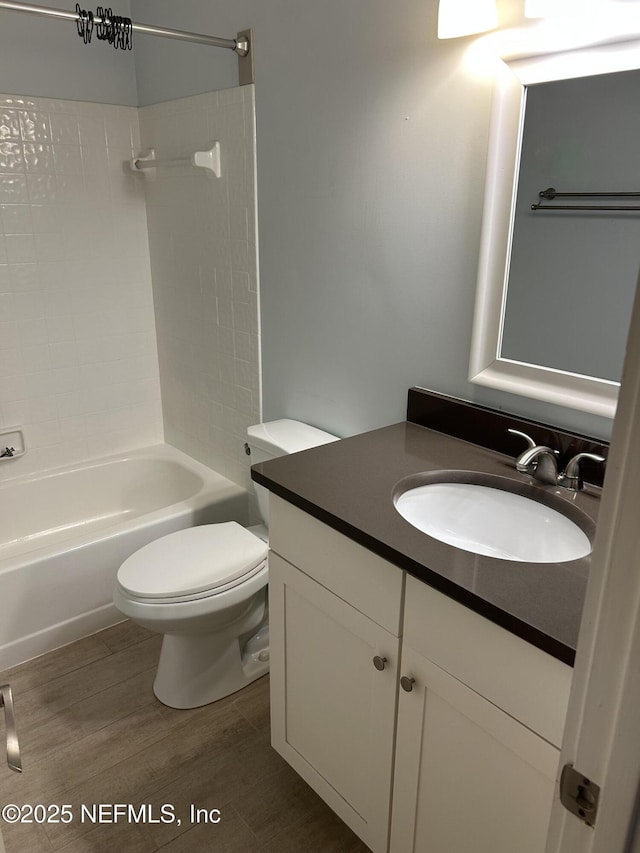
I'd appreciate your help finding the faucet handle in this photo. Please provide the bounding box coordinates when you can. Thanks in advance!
[562,452,606,491]
[508,429,560,485]
[507,428,536,450]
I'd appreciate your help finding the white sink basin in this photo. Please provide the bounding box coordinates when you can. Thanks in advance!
[394,480,591,563]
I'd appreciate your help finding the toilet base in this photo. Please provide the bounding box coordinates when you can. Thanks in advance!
[153,628,269,709]
[152,593,270,709]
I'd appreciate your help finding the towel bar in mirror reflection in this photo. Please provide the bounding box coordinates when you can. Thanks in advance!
[531,187,640,212]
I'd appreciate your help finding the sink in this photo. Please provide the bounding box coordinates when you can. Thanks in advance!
[393,475,592,563]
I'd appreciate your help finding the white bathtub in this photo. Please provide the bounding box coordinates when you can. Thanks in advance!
[0,445,249,670]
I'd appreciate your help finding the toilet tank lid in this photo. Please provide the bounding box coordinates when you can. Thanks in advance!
[247,419,339,456]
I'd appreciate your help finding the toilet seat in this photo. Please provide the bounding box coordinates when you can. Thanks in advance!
[117,522,268,603]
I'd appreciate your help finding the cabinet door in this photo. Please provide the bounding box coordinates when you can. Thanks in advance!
[391,646,560,853]
[270,552,400,853]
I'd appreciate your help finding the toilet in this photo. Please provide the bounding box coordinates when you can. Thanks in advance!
[113,420,338,709]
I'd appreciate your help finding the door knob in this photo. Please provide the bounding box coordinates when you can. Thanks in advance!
[0,684,21,772]
[400,676,415,692]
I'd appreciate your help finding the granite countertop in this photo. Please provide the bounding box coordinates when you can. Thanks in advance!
[251,421,602,666]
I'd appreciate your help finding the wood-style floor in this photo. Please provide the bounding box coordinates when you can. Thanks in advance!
[0,622,370,852]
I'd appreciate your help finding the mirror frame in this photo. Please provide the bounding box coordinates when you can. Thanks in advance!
[469,37,640,419]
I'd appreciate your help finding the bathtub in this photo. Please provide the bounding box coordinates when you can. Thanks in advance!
[0,445,249,670]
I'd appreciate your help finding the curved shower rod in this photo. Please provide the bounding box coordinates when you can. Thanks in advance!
[0,0,250,56]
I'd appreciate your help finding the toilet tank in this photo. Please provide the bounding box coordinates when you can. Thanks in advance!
[247,419,339,524]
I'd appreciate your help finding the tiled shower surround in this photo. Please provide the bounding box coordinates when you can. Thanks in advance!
[0,85,259,492]
[0,94,162,478]
[140,85,260,492]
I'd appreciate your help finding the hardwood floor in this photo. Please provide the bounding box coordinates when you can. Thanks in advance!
[0,623,370,852]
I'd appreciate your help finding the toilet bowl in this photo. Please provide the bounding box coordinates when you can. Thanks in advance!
[114,420,338,709]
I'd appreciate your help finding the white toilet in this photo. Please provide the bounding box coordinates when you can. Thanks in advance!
[113,420,338,709]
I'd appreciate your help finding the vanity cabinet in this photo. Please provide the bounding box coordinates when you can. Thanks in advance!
[269,553,399,851]
[268,495,573,853]
[269,498,404,853]
[389,575,571,853]
[390,643,559,853]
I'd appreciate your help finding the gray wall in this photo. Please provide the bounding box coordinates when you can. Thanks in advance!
[131,0,614,441]
[0,0,137,105]
[1,0,615,440]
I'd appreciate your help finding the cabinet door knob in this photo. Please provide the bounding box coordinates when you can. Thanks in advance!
[400,676,415,692]
[372,656,388,671]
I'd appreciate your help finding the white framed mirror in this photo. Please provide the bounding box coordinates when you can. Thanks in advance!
[469,37,640,419]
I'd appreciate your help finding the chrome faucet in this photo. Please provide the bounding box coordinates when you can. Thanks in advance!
[508,430,559,485]
[508,429,605,492]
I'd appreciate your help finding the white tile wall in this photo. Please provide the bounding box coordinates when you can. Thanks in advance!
[0,94,162,479]
[140,85,260,492]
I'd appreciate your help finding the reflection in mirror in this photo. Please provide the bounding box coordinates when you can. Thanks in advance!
[501,69,639,382]
[470,39,640,418]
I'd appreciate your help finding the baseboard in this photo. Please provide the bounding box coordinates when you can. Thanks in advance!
[0,603,123,672]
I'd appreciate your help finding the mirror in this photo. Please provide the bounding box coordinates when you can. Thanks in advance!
[470,38,640,418]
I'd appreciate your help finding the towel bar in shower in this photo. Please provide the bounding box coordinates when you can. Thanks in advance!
[130,144,221,179]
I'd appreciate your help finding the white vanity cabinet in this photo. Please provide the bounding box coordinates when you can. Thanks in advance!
[390,645,559,853]
[390,576,569,853]
[269,497,404,853]
[268,496,573,853]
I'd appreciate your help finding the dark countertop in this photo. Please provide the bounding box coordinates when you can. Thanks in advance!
[252,421,602,666]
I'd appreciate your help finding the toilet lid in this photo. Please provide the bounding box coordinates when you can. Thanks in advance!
[117,523,268,600]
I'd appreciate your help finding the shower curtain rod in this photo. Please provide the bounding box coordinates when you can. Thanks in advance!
[0,0,249,54]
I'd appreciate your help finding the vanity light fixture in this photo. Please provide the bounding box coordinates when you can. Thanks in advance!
[437,0,498,39]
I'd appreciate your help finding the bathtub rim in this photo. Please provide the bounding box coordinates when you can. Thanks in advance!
[0,443,249,572]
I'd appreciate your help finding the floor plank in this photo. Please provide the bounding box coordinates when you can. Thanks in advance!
[0,623,370,852]
[1,634,112,696]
